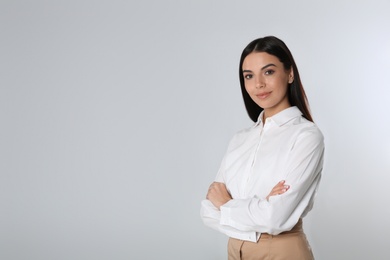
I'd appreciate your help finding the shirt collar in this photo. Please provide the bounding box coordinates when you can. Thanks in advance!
[254,106,303,127]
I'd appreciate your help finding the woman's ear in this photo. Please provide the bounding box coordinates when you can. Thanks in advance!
[288,68,294,84]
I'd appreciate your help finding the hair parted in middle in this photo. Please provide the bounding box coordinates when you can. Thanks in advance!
[239,36,313,122]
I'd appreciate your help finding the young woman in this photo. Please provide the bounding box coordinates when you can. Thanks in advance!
[201,36,324,260]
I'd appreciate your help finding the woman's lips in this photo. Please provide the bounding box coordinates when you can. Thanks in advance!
[256,92,271,99]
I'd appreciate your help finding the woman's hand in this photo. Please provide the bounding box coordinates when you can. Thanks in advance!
[206,182,232,210]
[266,180,290,201]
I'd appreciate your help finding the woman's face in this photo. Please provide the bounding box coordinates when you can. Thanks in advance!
[242,52,294,119]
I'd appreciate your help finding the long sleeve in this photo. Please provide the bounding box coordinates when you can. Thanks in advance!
[219,128,324,235]
[200,140,259,242]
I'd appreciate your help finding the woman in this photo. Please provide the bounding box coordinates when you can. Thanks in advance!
[200,36,324,260]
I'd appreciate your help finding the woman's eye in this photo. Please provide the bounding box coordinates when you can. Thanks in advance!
[265,70,274,75]
[244,74,253,79]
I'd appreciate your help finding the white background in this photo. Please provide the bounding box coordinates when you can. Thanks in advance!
[1,1,390,259]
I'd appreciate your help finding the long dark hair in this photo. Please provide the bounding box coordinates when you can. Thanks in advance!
[239,36,313,122]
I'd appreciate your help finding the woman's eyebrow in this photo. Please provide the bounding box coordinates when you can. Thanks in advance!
[261,63,276,70]
[242,63,277,73]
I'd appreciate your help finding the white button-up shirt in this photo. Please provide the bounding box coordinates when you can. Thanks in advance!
[201,106,324,242]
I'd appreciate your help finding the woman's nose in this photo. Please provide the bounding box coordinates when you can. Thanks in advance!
[255,77,263,88]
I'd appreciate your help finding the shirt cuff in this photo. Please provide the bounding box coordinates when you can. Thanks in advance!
[223,227,259,242]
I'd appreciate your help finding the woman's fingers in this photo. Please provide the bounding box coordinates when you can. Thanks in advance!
[273,182,290,194]
[271,181,287,193]
[206,182,232,209]
[266,180,290,200]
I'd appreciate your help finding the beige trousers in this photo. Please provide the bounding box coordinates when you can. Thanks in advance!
[227,219,314,260]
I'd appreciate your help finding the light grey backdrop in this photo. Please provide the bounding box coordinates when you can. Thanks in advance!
[1,1,390,259]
